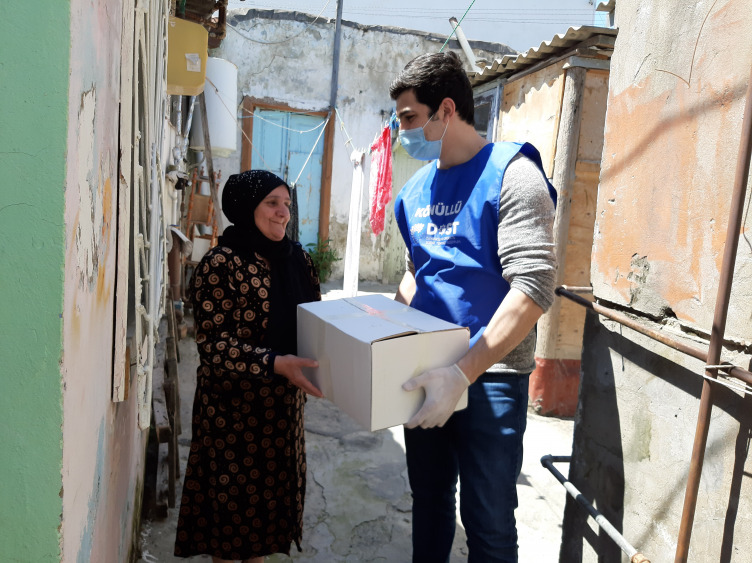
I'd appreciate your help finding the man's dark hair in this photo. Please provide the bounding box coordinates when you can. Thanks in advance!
[389,51,475,126]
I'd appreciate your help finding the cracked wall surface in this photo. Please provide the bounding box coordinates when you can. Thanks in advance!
[563,1,752,561]
[60,1,150,562]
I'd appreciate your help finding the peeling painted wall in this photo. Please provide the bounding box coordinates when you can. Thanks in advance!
[211,9,514,281]
[0,3,69,561]
[59,1,151,562]
[563,0,752,560]
[591,0,752,339]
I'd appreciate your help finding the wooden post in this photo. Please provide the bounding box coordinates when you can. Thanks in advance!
[535,66,586,360]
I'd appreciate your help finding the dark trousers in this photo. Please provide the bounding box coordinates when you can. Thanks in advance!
[405,373,530,563]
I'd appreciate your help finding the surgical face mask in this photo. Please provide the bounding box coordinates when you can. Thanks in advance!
[398,113,448,161]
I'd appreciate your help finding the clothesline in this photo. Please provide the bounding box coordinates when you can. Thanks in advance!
[198,77,397,239]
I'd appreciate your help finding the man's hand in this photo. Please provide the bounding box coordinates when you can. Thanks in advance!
[402,364,470,429]
[274,354,325,398]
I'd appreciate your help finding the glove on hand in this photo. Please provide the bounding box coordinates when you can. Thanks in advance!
[403,364,470,429]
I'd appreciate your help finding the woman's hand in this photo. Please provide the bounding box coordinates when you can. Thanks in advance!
[274,354,325,398]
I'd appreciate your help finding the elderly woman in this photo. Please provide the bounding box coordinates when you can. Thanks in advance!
[174,170,324,563]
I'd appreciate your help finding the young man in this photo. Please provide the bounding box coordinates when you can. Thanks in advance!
[390,51,558,563]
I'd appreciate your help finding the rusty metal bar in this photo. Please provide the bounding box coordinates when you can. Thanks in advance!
[560,285,594,293]
[555,288,752,387]
[674,62,752,562]
[541,456,650,563]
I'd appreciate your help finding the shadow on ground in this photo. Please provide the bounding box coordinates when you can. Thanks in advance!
[137,280,573,562]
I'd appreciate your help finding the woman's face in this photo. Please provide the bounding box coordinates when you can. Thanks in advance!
[254,185,291,241]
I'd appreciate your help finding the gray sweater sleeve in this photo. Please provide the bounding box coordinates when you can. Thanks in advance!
[489,152,557,374]
[497,153,557,312]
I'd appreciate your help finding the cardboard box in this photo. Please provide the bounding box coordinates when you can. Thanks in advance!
[297,294,470,431]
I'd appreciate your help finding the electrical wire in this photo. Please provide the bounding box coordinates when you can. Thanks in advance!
[200,77,270,169]
[239,107,328,134]
[290,114,330,187]
[334,107,355,153]
[226,0,332,45]
[202,77,333,182]
[230,1,597,23]
[440,0,477,52]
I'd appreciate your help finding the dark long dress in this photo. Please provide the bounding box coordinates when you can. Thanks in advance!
[174,244,320,560]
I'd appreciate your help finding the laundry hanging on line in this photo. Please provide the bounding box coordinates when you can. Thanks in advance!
[368,124,393,236]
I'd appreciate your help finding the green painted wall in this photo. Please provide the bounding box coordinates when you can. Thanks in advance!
[0,4,70,561]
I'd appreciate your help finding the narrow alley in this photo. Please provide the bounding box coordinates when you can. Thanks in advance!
[137,281,575,562]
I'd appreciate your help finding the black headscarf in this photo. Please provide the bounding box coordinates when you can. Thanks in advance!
[218,170,318,355]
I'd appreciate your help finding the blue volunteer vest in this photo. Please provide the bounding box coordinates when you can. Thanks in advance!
[395,142,556,347]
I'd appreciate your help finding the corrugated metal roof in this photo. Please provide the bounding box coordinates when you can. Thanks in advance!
[470,25,618,87]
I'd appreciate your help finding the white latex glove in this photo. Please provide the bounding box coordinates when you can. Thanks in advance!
[402,364,470,429]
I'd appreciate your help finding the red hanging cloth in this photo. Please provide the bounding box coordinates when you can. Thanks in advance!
[368,124,393,236]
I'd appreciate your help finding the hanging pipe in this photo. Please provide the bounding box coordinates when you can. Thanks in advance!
[556,288,752,387]
[674,62,752,563]
[182,96,196,163]
[541,456,650,563]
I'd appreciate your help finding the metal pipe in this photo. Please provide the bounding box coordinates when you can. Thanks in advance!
[448,17,480,73]
[541,455,650,563]
[183,96,196,159]
[560,285,593,293]
[556,288,752,387]
[674,62,752,563]
[329,0,343,111]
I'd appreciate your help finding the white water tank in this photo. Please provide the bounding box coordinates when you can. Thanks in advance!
[190,57,238,157]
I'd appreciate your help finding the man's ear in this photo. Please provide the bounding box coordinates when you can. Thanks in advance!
[439,97,456,122]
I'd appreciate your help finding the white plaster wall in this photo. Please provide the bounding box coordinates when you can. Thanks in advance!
[211,10,514,281]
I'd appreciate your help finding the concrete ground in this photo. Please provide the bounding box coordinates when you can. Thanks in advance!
[137,281,574,563]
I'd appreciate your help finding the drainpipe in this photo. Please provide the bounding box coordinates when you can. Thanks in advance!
[318,0,343,244]
[182,96,196,164]
[449,17,480,73]
[674,63,752,563]
[329,0,343,112]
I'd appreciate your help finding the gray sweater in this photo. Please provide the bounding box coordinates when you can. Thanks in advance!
[406,152,557,374]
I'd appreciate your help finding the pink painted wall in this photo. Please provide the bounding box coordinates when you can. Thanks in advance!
[61,2,148,561]
[564,1,752,560]
[591,1,752,340]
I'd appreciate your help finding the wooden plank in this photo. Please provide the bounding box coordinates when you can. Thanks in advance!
[165,294,182,490]
[166,338,181,432]
[155,441,170,518]
[199,93,221,217]
[164,373,177,508]
[319,113,335,242]
[497,60,567,178]
[152,321,171,444]
[241,97,254,172]
[112,0,136,402]
[534,66,586,361]
[556,160,600,356]
[152,373,171,444]
[577,69,610,162]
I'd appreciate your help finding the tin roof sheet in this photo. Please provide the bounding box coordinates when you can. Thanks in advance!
[470,25,618,86]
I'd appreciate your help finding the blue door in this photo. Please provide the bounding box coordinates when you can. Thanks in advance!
[251,109,324,248]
